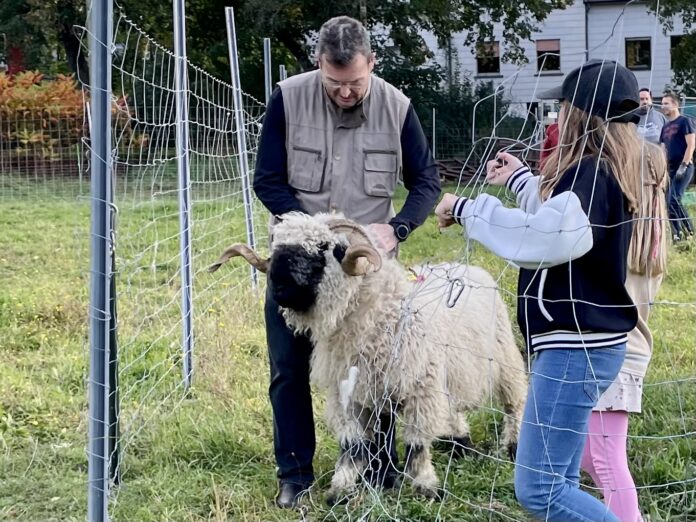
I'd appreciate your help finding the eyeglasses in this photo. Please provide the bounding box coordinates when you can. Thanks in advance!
[321,77,368,91]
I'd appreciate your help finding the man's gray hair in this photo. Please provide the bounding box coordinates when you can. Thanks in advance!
[316,16,372,66]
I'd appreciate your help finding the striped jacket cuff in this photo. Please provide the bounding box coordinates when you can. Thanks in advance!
[451,196,469,225]
[506,167,533,193]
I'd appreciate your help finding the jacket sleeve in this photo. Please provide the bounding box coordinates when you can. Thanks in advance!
[450,166,594,269]
[252,88,306,216]
[389,104,441,232]
[506,167,542,214]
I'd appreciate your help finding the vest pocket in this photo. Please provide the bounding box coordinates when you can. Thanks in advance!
[289,145,324,192]
[363,149,397,198]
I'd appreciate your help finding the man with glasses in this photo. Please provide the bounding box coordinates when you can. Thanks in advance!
[253,15,441,508]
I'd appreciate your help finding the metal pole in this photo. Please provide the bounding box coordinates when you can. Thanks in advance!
[263,37,272,104]
[173,0,194,389]
[432,107,436,160]
[225,7,258,288]
[279,64,287,81]
[107,206,120,486]
[87,0,113,519]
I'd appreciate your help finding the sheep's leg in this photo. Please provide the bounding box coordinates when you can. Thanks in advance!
[401,395,445,498]
[326,438,371,505]
[366,406,400,489]
[325,396,371,505]
[495,340,527,461]
[440,411,476,458]
[493,355,527,459]
[404,443,440,499]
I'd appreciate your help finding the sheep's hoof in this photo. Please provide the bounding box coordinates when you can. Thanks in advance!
[507,442,518,462]
[326,488,352,507]
[433,436,475,459]
[367,467,401,490]
[414,484,444,501]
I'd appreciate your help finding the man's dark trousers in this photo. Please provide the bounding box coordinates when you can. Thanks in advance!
[265,285,398,486]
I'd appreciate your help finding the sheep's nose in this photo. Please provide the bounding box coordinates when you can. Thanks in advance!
[267,245,327,311]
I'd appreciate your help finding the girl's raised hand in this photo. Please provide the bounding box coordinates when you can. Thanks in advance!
[486,151,524,186]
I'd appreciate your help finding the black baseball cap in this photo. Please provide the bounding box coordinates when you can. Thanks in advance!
[538,60,640,124]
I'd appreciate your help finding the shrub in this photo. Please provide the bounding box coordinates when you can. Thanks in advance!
[0,71,85,168]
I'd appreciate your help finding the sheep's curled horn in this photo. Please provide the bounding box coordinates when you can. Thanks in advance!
[207,244,269,273]
[327,219,382,276]
[207,218,382,276]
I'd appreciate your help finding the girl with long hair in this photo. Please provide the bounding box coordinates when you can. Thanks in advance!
[435,60,643,522]
[580,141,668,522]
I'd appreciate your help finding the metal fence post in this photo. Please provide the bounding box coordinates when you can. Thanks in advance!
[173,0,194,389]
[87,0,113,520]
[279,64,287,81]
[263,38,272,104]
[432,107,436,160]
[225,7,258,288]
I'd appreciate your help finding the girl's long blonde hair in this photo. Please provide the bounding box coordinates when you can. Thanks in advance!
[539,101,667,276]
[539,101,642,213]
[628,142,668,276]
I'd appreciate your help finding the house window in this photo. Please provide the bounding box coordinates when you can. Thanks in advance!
[670,35,684,66]
[537,39,561,72]
[625,38,651,70]
[476,41,500,74]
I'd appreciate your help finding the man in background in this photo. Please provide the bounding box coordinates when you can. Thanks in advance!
[636,88,666,144]
[660,93,694,241]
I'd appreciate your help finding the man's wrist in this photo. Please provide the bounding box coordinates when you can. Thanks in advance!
[389,221,411,242]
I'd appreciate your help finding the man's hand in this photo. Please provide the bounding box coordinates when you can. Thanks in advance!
[486,151,524,186]
[435,193,460,229]
[676,162,688,179]
[367,223,398,254]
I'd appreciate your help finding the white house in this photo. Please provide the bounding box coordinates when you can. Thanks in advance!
[423,0,686,116]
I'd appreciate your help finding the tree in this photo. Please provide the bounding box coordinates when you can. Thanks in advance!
[240,0,572,94]
[2,0,573,101]
[25,0,89,83]
[0,0,48,73]
[648,0,696,95]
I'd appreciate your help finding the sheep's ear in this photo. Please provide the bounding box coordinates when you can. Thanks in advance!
[341,245,382,276]
[208,244,269,274]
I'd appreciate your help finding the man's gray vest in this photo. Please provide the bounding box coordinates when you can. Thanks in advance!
[278,70,410,225]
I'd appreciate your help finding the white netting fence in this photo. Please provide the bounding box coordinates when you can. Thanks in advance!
[87,8,268,503]
[0,0,694,520]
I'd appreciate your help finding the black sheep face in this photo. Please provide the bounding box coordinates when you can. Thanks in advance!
[268,242,347,312]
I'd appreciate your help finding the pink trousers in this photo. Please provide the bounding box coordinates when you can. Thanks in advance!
[581,411,643,522]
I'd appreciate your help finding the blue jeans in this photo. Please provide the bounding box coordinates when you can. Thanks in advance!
[515,344,627,522]
[668,164,694,237]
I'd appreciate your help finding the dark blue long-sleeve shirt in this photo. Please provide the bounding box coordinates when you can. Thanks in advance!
[253,88,441,232]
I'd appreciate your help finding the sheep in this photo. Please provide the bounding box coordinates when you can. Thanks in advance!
[209,212,527,502]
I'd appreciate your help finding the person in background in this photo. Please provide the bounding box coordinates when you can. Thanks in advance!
[253,15,441,508]
[581,141,669,522]
[540,121,559,169]
[636,88,666,144]
[435,60,641,522]
[659,93,694,241]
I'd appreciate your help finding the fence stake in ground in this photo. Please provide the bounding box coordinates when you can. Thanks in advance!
[432,107,437,160]
[174,0,195,389]
[263,37,272,104]
[87,0,114,520]
[225,6,258,288]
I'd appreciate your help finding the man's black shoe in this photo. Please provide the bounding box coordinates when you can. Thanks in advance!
[275,481,310,509]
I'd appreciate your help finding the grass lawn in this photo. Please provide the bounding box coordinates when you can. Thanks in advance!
[0,181,694,521]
